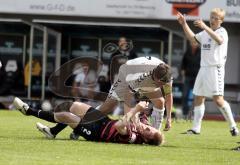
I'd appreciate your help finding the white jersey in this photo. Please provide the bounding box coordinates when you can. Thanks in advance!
[108,56,170,101]
[195,27,228,67]
[122,56,164,90]
[125,56,164,85]
[126,56,163,66]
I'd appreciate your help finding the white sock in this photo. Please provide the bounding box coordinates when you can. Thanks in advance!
[218,101,237,129]
[151,107,165,130]
[191,104,205,133]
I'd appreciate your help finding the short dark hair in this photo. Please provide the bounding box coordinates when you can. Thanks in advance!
[152,63,171,83]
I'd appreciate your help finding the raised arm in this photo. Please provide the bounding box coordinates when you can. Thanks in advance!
[177,12,198,46]
[193,19,223,45]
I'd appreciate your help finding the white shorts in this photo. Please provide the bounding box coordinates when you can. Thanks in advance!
[193,65,225,98]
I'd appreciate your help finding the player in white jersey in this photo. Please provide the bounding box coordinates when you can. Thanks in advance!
[104,56,173,131]
[177,8,239,136]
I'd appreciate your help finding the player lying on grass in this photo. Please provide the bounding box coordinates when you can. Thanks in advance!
[13,56,173,139]
[14,97,164,145]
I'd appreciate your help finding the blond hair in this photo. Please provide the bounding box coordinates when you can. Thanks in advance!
[211,8,225,21]
[148,131,165,146]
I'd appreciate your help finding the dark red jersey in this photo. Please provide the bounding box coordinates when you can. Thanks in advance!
[100,120,144,144]
[76,108,145,144]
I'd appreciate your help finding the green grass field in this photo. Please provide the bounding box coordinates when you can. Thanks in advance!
[0,110,239,165]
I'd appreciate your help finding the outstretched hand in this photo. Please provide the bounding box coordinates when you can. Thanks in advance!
[176,12,186,25]
[193,19,207,30]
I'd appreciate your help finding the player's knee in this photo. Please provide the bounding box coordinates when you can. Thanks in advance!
[70,102,82,113]
[213,96,224,107]
[194,96,205,106]
[54,112,68,122]
[152,97,165,109]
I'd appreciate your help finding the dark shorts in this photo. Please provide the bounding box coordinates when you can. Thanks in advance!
[77,107,111,141]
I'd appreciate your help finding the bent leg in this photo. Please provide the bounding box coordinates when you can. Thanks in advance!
[98,97,118,115]
[69,101,91,118]
[54,112,80,129]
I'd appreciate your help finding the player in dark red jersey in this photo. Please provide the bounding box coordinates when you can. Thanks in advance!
[14,97,164,145]
[54,101,163,145]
